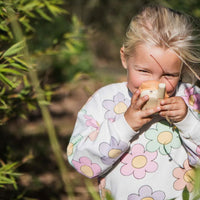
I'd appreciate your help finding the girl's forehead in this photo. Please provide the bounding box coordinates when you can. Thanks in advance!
[128,44,182,72]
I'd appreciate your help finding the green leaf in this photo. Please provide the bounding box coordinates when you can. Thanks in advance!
[21,1,41,11]
[0,162,19,172]
[0,68,23,76]
[182,187,189,200]
[0,64,8,69]
[9,63,28,71]
[35,8,52,21]
[45,2,67,16]
[3,40,25,57]
[27,102,37,111]
[12,56,29,68]
[0,73,15,88]
[19,16,35,32]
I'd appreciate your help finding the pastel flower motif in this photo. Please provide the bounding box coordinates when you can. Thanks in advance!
[173,159,195,192]
[102,92,130,122]
[185,145,200,166]
[182,87,200,111]
[196,145,200,156]
[128,185,166,200]
[67,134,83,164]
[99,136,128,165]
[145,120,181,155]
[84,114,100,141]
[72,157,101,178]
[120,144,158,179]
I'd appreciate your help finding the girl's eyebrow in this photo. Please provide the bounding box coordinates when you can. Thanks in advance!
[150,54,175,90]
[133,64,151,69]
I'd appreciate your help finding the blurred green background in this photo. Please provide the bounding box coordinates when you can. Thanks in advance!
[0,0,200,200]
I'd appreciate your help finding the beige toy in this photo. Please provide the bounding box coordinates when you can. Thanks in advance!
[140,80,168,110]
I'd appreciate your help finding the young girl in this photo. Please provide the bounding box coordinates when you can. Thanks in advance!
[67,5,200,200]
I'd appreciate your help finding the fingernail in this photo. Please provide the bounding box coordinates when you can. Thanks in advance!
[157,106,161,111]
[160,100,164,105]
[136,89,140,94]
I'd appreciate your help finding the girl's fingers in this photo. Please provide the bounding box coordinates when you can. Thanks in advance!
[131,90,150,110]
[136,95,149,109]
[131,89,141,105]
[141,106,161,117]
[159,97,187,122]
[160,97,177,105]
[160,110,177,118]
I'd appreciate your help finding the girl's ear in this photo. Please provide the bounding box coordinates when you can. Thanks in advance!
[120,47,127,69]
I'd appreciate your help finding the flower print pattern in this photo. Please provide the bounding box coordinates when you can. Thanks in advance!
[67,134,83,164]
[84,114,100,141]
[197,145,200,156]
[184,145,200,166]
[173,159,195,192]
[128,185,166,200]
[182,87,200,111]
[102,92,130,122]
[120,144,158,179]
[99,136,128,165]
[145,120,181,155]
[72,157,101,178]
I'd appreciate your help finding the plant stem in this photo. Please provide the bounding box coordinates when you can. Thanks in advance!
[6,1,74,199]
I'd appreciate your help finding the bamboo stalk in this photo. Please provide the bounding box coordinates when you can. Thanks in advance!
[6,2,74,199]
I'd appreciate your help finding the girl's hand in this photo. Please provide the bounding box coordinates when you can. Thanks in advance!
[124,90,161,132]
[159,97,188,123]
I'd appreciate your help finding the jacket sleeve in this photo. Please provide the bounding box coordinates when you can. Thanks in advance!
[67,90,137,178]
[174,84,200,166]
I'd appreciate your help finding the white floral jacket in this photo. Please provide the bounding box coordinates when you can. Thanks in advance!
[67,82,200,200]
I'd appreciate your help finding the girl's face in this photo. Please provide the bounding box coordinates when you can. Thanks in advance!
[121,44,182,97]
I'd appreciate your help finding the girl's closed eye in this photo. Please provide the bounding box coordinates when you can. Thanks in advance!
[139,69,149,73]
[136,67,151,74]
[163,73,180,78]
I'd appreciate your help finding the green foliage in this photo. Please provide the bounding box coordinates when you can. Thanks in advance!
[0,0,67,43]
[0,0,92,123]
[51,15,93,82]
[0,0,93,194]
[0,161,20,189]
[160,0,200,18]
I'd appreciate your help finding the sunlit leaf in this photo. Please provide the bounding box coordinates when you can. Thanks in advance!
[19,16,35,32]
[21,1,41,10]
[45,2,67,16]
[12,56,29,68]
[0,64,8,69]
[3,40,25,57]
[35,8,52,21]
[0,68,23,76]
[0,73,15,88]
[9,62,28,71]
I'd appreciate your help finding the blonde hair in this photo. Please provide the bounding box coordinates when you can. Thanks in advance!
[123,5,200,82]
